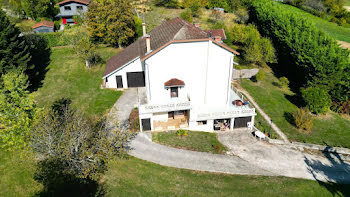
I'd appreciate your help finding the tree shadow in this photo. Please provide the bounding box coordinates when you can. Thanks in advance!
[24,34,51,92]
[284,94,305,108]
[304,146,350,196]
[283,111,295,126]
[34,158,107,197]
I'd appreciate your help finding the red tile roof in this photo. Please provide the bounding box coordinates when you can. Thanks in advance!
[103,17,238,77]
[164,78,185,87]
[57,0,90,5]
[204,29,227,40]
[32,21,54,29]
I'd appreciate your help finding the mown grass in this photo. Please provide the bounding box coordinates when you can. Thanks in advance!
[277,3,350,42]
[3,149,350,197]
[345,0,350,6]
[241,70,350,148]
[105,156,350,197]
[33,46,122,116]
[152,131,227,154]
[0,150,41,197]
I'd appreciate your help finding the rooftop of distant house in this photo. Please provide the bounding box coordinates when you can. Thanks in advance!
[32,21,54,29]
[56,0,90,6]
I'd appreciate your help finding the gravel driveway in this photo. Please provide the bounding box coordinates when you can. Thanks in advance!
[218,130,350,183]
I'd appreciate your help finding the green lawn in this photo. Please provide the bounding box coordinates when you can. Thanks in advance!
[33,46,122,116]
[104,157,350,197]
[278,3,350,43]
[0,150,41,196]
[152,131,227,154]
[241,70,350,148]
[345,0,350,6]
[2,149,350,196]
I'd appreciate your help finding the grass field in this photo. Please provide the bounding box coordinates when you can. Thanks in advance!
[345,0,350,6]
[104,157,350,197]
[2,150,350,197]
[152,131,227,154]
[33,46,122,116]
[240,70,350,148]
[278,3,350,43]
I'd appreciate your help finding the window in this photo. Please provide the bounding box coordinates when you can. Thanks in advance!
[76,6,83,10]
[170,87,178,98]
[64,6,71,10]
[197,120,207,125]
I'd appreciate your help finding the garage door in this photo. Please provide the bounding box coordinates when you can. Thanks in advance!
[127,72,145,87]
[234,117,252,128]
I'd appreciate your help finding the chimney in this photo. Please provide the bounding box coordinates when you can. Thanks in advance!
[146,34,151,53]
[214,36,222,43]
[142,23,146,37]
[194,23,200,28]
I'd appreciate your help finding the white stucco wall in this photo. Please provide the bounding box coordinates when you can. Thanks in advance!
[144,40,234,107]
[59,2,88,17]
[104,58,143,89]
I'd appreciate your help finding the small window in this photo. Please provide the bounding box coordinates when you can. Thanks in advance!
[197,120,207,125]
[76,6,83,10]
[170,87,178,98]
[64,6,71,10]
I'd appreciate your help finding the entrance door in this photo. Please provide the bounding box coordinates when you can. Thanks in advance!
[126,72,145,87]
[234,117,252,128]
[116,75,123,88]
[141,118,151,131]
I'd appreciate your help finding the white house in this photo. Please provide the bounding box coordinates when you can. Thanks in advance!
[103,17,256,132]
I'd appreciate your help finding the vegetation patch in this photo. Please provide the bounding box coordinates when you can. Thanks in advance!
[152,130,227,154]
[33,46,122,117]
[104,157,350,197]
[129,108,140,132]
[241,71,350,148]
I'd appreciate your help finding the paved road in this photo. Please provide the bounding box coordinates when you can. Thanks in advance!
[108,88,139,130]
[130,132,275,176]
[218,130,350,183]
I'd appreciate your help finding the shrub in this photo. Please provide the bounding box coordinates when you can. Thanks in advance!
[293,108,314,131]
[277,77,289,88]
[155,0,179,8]
[176,129,188,137]
[180,9,193,22]
[129,108,140,132]
[254,70,265,82]
[235,7,249,24]
[301,86,332,114]
[331,101,350,115]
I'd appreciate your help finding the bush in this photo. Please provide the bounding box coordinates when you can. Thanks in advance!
[277,77,289,88]
[293,108,314,131]
[180,9,193,22]
[301,86,332,115]
[40,32,76,47]
[331,100,350,115]
[176,129,188,137]
[129,108,140,132]
[155,0,179,8]
[254,70,265,82]
[235,7,249,24]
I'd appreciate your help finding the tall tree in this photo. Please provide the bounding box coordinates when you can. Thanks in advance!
[0,71,36,151]
[0,10,31,76]
[87,0,136,47]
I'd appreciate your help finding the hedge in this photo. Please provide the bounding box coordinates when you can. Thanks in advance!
[40,32,75,48]
[250,0,350,104]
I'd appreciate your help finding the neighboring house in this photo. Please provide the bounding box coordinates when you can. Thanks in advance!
[56,0,89,24]
[103,17,256,132]
[33,21,54,33]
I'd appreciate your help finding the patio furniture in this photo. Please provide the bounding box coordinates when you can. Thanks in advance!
[254,131,266,140]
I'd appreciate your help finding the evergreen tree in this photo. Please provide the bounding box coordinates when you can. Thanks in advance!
[87,0,136,47]
[0,10,31,76]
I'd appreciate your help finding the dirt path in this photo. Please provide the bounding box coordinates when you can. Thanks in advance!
[338,40,350,50]
[235,85,289,143]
